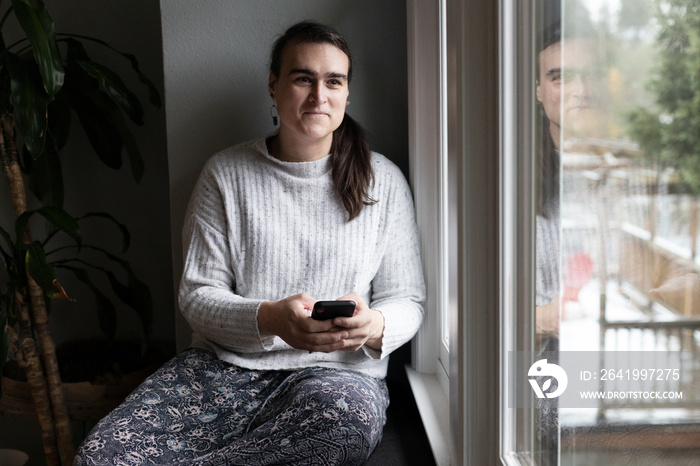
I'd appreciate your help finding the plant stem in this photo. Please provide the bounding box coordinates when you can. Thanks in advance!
[1,115,75,464]
[27,274,76,463]
[22,337,62,466]
[8,316,61,466]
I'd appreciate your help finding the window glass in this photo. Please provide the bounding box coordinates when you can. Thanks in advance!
[528,0,700,463]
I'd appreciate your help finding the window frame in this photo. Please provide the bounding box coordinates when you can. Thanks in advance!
[407,0,502,464]
[406,1,451,462]
[500,0,538,462]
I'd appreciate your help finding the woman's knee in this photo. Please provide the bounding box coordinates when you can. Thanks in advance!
[275,369,388,454]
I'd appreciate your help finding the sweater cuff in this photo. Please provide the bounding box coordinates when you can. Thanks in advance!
[361,345,383,360]
[363,302,422,360]
[255,302,276,350]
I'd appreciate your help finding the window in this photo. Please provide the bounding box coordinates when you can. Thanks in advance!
[407,0,501,463]
[409,0,700,464]
[405,1,452,463]
[502,0,700,463]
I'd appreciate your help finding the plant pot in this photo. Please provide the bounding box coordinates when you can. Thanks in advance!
[0,339,171,421]
[0,364,154,421]
[0,449,29,466]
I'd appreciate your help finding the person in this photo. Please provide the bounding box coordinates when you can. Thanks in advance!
[74,20,425,465]
[535,1,597,337]
[535,18,565,345]
[533,17,566,466]
[533,8,595,464]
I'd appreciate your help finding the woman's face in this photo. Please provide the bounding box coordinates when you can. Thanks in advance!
[269,41,350,149]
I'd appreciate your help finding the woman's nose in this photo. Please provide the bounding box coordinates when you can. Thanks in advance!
[309,83,326,104]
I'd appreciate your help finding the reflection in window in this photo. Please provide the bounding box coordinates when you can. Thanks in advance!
[534,0,700,463]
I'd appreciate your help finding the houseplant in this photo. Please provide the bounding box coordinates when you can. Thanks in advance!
[0,0,161,464]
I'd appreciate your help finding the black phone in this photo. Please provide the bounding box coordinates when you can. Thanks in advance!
[311,300,356,320]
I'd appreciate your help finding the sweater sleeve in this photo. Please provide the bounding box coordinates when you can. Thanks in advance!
[178,159,273,353]
[366,166,426,360]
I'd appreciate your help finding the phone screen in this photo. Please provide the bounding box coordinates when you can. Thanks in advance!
[311,300,356,320]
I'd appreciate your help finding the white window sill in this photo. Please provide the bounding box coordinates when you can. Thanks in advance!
[405,366,451,466]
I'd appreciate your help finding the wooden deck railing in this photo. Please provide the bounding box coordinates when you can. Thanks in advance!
[597,318,700,419]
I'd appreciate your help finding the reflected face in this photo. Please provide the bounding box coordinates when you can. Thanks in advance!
[536,39,596,148]
[268,42,350,149]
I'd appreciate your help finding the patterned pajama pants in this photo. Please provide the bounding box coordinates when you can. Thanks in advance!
[74,348,389,466]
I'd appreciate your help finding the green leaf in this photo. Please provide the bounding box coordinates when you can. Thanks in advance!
[57,33,161,109]
[22,140,64,207]
[68,73,146,181]
[14,213,30,257]
[24,241,54,289]
[0,246,19,292]
[70,267,116,341]
[36,206,80,245]
[16,206,80,249]
[77,60,144,125]
[46,92,72,151]
[0,224,15,254]
[24,241,72,300]
[60,38,145,182]
[61,249,152,345]
[11,0,65,98]
[67,85,124,169]
[5,52,48,156]
[61,52,123,170]
[75,60,147,181]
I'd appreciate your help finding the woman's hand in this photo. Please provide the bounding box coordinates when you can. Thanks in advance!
[331,292,385,351]
[258,293,349,352]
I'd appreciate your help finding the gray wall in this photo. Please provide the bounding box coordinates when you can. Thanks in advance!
[1,1,408,459]
[161,0,409,350]
[41,0,174,346]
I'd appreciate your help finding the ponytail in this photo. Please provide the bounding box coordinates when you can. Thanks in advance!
[331,114,376,221]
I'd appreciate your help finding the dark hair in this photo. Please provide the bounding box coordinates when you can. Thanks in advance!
[536,110,560,216]
[542,20,561,51]
[535,0,595,215]
[270,20,375,221]
[536,5,561,216]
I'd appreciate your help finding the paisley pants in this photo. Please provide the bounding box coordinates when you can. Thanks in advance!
[74,348,389,466]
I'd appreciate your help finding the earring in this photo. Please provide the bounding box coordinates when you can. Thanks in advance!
[269,93,279,126]
[270,102,279,126]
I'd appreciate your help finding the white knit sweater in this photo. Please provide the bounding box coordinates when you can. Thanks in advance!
[179,138,425,378]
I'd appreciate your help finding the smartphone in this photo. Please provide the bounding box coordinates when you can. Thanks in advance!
[311,300,356,320]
